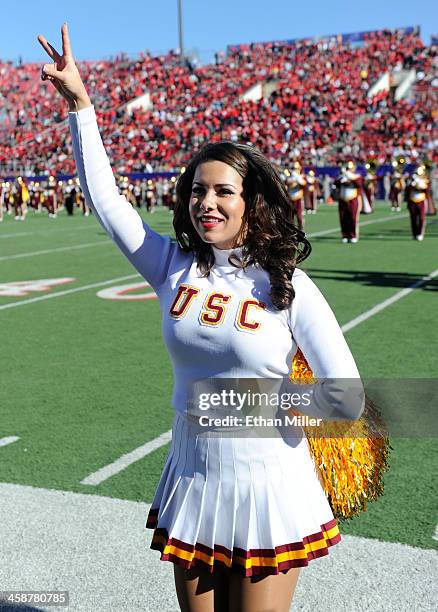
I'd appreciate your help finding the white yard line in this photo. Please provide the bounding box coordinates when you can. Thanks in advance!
[0,224,99,239]
[0,239,109,262]
[80,431,173,486]
[433,524,438,542]
[0,436,20,448]
[341,268,438,333]
[0,274,140,311]
[0,231,34,239]
[307,212,409,238]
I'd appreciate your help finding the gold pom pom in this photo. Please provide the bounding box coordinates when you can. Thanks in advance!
[291,349,391,520]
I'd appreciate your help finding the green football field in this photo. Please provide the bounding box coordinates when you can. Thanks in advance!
[1,200,437,554]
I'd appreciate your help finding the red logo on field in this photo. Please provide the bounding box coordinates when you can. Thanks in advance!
[0,278,76,297]
[96,282,157,301]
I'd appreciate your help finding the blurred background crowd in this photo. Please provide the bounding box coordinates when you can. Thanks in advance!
[0,27,436,178]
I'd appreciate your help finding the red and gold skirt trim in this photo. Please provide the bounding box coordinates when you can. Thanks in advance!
[146,510,341,576]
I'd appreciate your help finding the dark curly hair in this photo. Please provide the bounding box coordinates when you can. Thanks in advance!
[173,141,311,310]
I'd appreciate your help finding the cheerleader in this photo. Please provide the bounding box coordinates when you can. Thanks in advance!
[39,24,363,611]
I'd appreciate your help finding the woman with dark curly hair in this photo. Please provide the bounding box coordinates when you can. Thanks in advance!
[39,24,362,612]
[173,141,311,310]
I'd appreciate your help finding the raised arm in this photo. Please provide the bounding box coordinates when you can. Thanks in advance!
[38,23,179,290]
[68,106,177,289]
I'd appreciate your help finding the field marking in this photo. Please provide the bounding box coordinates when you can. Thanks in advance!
[341,267,438,333]
[0,436,20,447]
[0,210,171,240]
[0,274,140,311]
[0,231,34,239]
[0,224,100,240]
[0,239,109,262]
[80,430,173,486]
[307,212,409,238]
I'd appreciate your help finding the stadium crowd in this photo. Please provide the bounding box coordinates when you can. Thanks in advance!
[0,28,436,177]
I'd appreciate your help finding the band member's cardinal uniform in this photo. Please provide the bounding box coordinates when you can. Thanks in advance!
[43,176,58,218]
[389,158,406,212]
[14,177,29,221]
[362,161,378,214]
[305,169,317,214]
[335,161,362,243]
[406,164,430,241]
[287,162,306,230]
[0,181,6,221]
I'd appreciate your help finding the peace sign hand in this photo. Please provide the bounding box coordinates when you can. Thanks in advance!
[38,23,91,112]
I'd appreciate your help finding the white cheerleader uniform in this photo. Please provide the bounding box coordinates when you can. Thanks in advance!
[69,106,361,577]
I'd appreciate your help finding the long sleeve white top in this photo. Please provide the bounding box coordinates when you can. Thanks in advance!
[69,106,362,419]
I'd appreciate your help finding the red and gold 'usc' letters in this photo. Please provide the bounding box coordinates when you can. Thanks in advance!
[200,293,232,326]
[169,284,266,331]
[169,284,200,319]
[236,299,266,331]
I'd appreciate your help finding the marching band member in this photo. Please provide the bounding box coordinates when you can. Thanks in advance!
[286,161,306,230]
[57,180,65,213]
[43,175,58,218]
[14,176,30,221]
[119,176,132,204]
[335,160,362,243]
[362,159,378,214]
[28,181,38,212]
[146,178,156,213]
[133,179,143,209]
[304,169,317,214]
[161,178,172,210]
[423,160,437,216]
[389,157,406,212]
[2,182,12,217]
[0,181,11,221]
[0,181,6,221]
[33,181,43,212]
[65,178,76,215]
[169,175,177,211]
[405,163,430,241]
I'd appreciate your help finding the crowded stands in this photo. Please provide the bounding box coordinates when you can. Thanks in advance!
[0,27,436,177]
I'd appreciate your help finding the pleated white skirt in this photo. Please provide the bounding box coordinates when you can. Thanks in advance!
[146,410,340,576]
